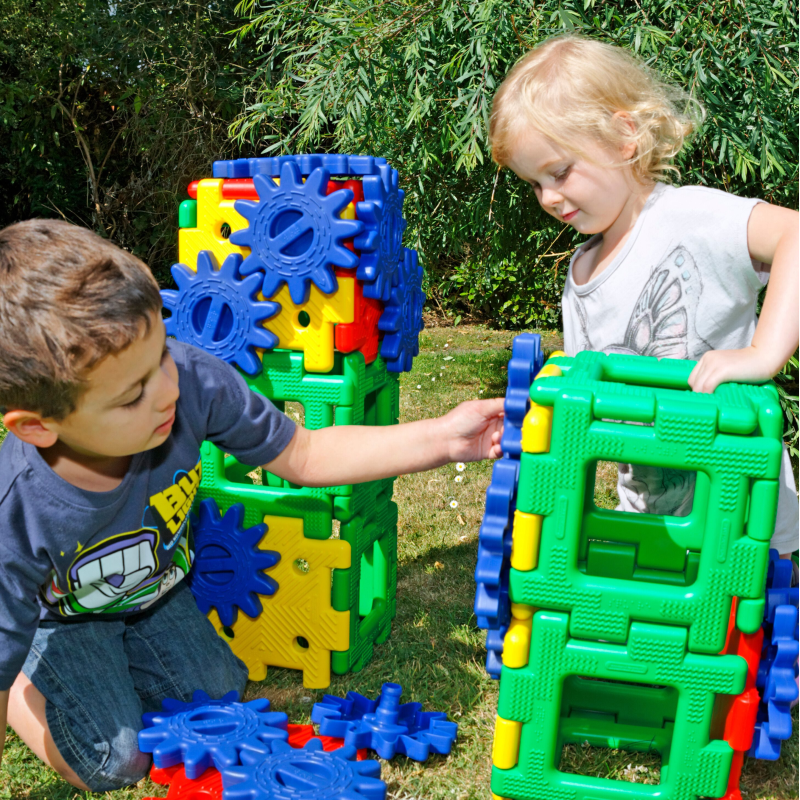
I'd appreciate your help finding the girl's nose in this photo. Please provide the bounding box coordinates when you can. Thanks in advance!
[540,187,563,208]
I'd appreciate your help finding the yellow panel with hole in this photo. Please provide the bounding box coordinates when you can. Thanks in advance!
[259,277,356,374]
[521,403,553,453]
[207,515,350,689]
[492,716,522,770]
[502,614,533,669]
[178,179,250,269]
[510,510,542,572]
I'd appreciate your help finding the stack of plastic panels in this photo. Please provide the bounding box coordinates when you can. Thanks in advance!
[482,349,789,800]
[161,154,425,688]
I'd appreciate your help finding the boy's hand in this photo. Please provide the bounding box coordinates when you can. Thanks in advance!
[441,398,505,462]
[689,347,782,394]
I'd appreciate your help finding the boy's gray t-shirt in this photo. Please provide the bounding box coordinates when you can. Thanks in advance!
[562,182,798,552]
[0,340,295,691]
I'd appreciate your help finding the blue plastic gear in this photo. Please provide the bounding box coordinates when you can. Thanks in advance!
[748,550,799,760]
[139,690,289,779]
[352,164,407,301]
[222,739,386,800]
[501,334,544,458]
[311,682,457,762]
[213,154,390,179]
[161,251,280,376]
[474,458,519,678]
[186,499,280,627]
[229,162,363,305]
[378,248,425,373]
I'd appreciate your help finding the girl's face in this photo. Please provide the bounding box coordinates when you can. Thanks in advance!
[505,128,638,236]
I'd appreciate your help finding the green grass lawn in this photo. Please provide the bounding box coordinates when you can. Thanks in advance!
[1,324,797,799]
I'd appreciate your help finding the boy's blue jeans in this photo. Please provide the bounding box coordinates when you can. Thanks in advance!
[21,581,249,792]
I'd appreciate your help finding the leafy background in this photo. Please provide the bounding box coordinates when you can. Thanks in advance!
[1,0,797,452]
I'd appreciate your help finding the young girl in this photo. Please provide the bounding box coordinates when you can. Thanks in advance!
[489,35,799,554]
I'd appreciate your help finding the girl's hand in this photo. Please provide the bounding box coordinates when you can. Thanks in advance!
[688,347,780,394]
[442,398,505,462]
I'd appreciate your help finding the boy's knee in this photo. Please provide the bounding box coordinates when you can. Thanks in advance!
[87,728,151,791]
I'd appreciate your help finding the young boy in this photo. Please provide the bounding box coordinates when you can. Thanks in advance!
[0,219,505,791]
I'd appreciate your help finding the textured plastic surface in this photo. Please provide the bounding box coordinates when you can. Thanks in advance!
[501,334,544,458]
[161,251,279,375]
[513,350,782,653]
[206,514,350,689]
[378,248,425,373]
[178,179,250,271]
[213,154,389,179]
[749,550,799,760]
[230,163,362,305]
[353,165,406,301]
[312,682,457,762]
[492,610,746,800]
[139,691,289,779]
[261,276,355,374]
[286,724,368,758]
[187,499,279,627]
[146,763,223,799]
[335,276,383,365]
[474,459,518,678]
[222,738,386,800]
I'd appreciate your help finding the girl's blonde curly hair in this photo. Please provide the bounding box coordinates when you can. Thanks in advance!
[490,35,705,183]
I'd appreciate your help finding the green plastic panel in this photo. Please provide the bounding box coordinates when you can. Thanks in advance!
[492,610,746,800]
[513,350,782,653]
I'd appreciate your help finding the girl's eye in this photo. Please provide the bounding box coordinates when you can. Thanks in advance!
[555,166,571,180]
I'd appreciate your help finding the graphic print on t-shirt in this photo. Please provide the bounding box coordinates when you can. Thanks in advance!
[41,461,201,616]
[574,245,713,359]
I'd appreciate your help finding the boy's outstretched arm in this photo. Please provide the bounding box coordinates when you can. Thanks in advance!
[264,398,504,487]
[690,202,799,393]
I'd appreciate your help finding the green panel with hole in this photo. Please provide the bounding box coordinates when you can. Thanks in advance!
[513,350,783,653]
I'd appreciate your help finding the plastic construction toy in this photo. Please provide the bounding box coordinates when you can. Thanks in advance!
[491,610,747,800]
[312,682,458,762]
[205,514,350,689]
[353,164,407,301]
[187,499,280,627]
[378,248,425,373]
[213,154,391,180]
[229,162,362,305]
[474,458,518,679]
[139,691,289,779]
[749,551,799,761]
[512,350,782,654]
[146,763,223,800]
[161,251,279,376]
[334,276,383,366]
[222,738,386,800]
[500,334,545,458]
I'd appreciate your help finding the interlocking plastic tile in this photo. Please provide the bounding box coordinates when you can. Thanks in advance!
[146,763,222,800]
[378,248,424,372]
[492,611,746,800]
[206,515,350,689]
[213,154,390,179]
[513,350,782,653]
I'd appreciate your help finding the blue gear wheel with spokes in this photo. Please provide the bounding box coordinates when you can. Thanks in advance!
[187,499,280,627]
[311,682,457,762]
[161,251,279,376]
[354,164,407,301]
[501,334,544,458]
[230,162,363,305]
[139,690,289,779]
[223,738,386,800]
[213,154,390,179]
[378,248,425,373]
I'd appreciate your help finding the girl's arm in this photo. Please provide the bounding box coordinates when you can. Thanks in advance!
[689,202,799,393]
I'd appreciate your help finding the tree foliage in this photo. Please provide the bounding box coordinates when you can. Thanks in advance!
[232,0,798,328]
[0,0,248,280]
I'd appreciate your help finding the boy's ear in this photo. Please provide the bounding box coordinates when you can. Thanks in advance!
[3,410,59,448]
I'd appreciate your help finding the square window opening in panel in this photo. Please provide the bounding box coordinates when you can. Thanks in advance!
[557,676,677,785]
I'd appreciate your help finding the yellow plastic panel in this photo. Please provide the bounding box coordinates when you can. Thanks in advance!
[502,614,533,669]
[207,515,350,689]
[547,350,566,360]
[521,403,553,453]
[260,277,356,373]
[510,510,542,572]
[492,716,522,770]
[536,363,563,379]
[178,179,250,269]
[510,602,534,620]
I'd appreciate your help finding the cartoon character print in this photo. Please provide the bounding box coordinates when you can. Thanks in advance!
[574,246,707,516]
[42,462,201,616]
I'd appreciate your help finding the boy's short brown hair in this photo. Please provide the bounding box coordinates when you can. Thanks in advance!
[0,220,163,420]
